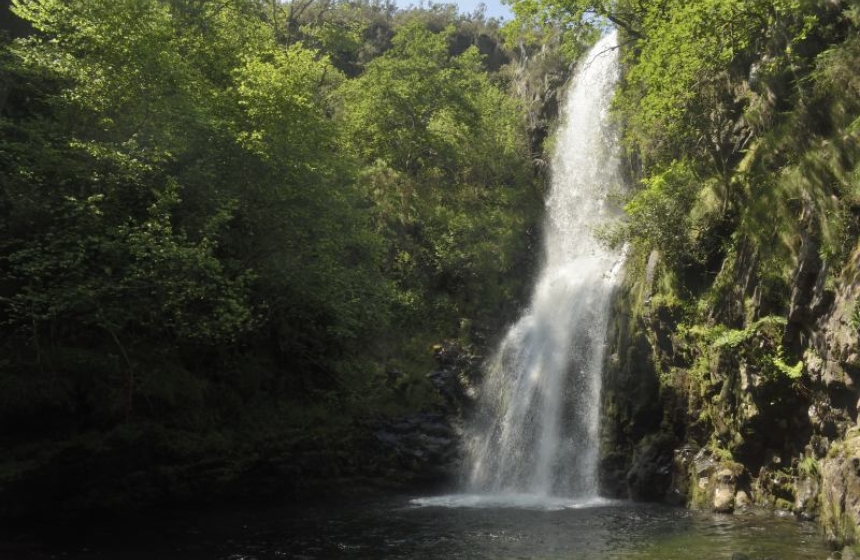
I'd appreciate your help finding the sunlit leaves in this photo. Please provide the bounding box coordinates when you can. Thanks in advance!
[605,160,702,267]
[233,43,336,164]
[2,0,390,366]
[337,19,538,338]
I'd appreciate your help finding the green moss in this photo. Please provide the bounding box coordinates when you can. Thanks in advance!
[708,445,735,464]
[851,298,860,331]
[798,456,820,478]
[828,441,846,459]
[688,474,710,510]
[775,497,795,512]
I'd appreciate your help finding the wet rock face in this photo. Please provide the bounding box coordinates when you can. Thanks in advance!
[600,239,860,543]
[598,279,667,500]
[810,250,860,545]
[626,435,674,501]
[754,462,801,515]
[821,429,860,549]
[807,249,860,409]
[667,444,698,506]
[427,342,481,413]
[371,412,461,484]
[368,341,486,490]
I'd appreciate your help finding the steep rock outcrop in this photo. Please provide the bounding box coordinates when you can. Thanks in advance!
[601,243,860,546]
[821,427,860,549]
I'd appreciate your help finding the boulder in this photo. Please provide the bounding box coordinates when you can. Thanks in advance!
[685,449,744,513]
[794,475,819,521]
[713,468,738,513]
[666,443,698,506]
[734,489,751,509]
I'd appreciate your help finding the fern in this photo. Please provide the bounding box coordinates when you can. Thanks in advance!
[712,316,788,349]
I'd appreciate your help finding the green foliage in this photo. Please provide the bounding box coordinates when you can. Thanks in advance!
[1,0,387,438]
[615,0,817,173]
[712,316,787,349]
[772,352,804,380]
[505,0,628,44]
[0,0,543,513]
[603,160,702,267]
[502,0,598,65]
[2,0,392,366]
[797,455,820,478]
[682,315,804,384]
[337,19,540,343]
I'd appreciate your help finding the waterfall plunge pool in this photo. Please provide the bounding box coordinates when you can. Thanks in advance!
[5,494,831,559]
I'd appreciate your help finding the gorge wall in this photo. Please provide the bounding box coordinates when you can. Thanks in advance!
[600,205,860,551]
[602,242,860,547]
[594,0,860,553]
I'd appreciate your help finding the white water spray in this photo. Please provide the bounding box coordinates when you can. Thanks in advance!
[463,32,625,501]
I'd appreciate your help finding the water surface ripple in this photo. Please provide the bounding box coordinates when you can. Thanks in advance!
[4,497,830,559]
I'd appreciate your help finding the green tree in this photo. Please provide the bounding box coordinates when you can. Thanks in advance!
[1,0,390,425]
[338,19,539,348]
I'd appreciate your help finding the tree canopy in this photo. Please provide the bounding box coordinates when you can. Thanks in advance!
[0,0,546,514]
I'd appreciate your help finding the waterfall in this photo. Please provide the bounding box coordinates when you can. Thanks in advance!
[463,31,625,500]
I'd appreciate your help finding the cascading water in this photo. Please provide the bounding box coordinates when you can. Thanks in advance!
[463,31,625,502]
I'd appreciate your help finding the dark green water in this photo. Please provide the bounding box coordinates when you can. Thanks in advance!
[0,495,831,559]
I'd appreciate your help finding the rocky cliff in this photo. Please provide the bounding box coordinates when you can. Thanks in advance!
[600,243,860,552]
[597,0,860,553]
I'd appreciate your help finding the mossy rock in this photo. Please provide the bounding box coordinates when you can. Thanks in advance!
[820,434,860,548]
